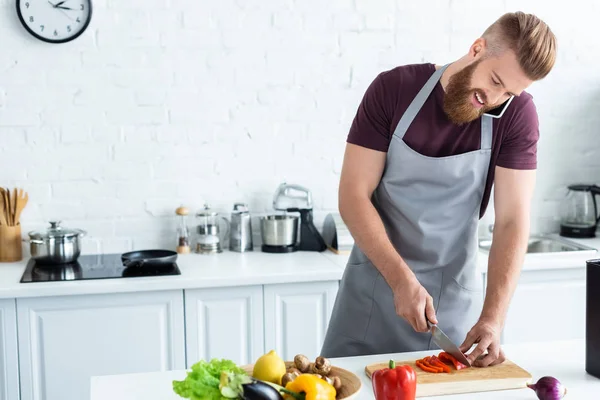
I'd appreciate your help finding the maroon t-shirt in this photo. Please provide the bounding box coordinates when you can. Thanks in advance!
[347,63,539,218]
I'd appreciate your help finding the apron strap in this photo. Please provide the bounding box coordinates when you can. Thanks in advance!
[480,115,493,150]
[392,64,449,140]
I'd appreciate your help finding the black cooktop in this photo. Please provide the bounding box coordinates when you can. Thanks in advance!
[20,253,181,283]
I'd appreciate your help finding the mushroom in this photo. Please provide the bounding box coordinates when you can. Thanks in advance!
[311,356,332,376]
[294,354,311,373]
[331,375,342,392]
[281,371,299,387]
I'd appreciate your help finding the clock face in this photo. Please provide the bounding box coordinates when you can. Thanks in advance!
[17,0,92,43]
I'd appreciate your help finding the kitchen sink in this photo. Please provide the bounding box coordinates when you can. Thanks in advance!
[478,235,597,254]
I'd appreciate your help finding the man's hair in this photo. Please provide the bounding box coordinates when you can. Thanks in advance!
[482,12,557,81]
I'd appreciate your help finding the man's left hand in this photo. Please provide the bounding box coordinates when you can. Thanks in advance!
[459,319,505,367]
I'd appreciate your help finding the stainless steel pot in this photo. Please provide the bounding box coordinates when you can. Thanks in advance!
[26,221,87,264]
[260,214,298,246]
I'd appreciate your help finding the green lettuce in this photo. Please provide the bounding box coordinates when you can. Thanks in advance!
[173,358,248,400]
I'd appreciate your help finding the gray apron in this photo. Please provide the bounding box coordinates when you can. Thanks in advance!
[321,64,492,358]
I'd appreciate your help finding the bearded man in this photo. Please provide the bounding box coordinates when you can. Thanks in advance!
[320,11,557,368]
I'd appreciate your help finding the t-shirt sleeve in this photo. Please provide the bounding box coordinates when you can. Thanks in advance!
[496,97,539,170]
[346,72,395,152]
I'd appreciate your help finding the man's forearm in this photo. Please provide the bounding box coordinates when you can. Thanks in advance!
[481,220,529,327]
[340,194,415,290]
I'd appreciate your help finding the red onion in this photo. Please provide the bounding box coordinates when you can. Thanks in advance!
[527,376,567,400]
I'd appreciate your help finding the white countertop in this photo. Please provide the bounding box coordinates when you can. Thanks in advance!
[1,233,598,300]
[0,249,345,299]
[325,233,600,273]
[90,339,600,399]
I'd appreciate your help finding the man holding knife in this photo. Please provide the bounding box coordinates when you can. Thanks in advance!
[320,11,557,368]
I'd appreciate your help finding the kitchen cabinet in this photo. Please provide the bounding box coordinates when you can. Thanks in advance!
[264,281,339,361]
[0,299,19,400]
[184,286,264,367]
[16,290,185,400]
[496,267,586,344]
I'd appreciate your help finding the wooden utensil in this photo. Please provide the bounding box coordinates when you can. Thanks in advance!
[0,188,9,226]
[12,188,17,226]
[6,188,13,226]
[241,361,362,400]
[365,357,532,397]
[0,191,6,226]
[14,189,28,226]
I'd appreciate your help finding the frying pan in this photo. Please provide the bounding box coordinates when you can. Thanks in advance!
[121,250,178,268]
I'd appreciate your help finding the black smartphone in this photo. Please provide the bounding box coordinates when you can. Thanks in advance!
[483,96,514,119]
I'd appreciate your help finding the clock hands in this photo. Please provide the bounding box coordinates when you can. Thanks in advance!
[47,1,76,22]
[48,1,75,10]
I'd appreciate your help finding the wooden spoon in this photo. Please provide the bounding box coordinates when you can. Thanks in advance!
[0,188,7,226]
[6,188,12,226]
[0,192,6,226]
[14,190,28,226]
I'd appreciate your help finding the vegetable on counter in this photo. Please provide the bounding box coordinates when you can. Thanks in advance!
[294,354,312,373]
[438,352,467,370]
[415,352,468,373]
[416,359,443,373]
[172,358,248,400]
[284,373,337,400]
[311,356,332,376]
[527,376,568,400]
[371,360,417,400]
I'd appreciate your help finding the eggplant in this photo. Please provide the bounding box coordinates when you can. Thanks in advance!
[241,380,285,400]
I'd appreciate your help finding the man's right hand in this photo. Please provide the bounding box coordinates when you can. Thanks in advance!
[393,275,438,333]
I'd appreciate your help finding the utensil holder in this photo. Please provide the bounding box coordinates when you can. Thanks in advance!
[0,224,23,262]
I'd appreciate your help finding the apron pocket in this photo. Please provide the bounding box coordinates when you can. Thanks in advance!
[437,274,484,346]
[451,269,484,293]
[329,260,379,342]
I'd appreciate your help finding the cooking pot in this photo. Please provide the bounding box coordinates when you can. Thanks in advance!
[260,214,298,246]
[25,221,87,265]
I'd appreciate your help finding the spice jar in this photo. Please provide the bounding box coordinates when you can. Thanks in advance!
[175,206,191,254]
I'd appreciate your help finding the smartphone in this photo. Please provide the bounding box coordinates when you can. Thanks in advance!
[483,96,514,119]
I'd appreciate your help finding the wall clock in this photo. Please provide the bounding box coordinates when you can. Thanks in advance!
[16,0,92,44]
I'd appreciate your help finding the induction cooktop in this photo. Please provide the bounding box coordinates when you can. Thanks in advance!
[20,253,181,283]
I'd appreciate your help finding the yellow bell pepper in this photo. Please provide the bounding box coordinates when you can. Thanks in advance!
[284,374,336,400]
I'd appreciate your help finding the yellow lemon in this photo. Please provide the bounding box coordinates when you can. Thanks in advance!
[252,349,286,385]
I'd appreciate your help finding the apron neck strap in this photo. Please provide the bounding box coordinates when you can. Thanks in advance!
[480,115,493,150]
[393,64,449,140]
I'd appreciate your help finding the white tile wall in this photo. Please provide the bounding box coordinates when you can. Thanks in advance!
[0,1,598,253]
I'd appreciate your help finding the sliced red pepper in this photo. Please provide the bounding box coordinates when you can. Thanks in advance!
[429,356,451,373]
[438,352,468,370]
[416,360,441,373]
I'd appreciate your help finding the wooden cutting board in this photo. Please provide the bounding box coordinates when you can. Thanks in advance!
[365,358,533,397]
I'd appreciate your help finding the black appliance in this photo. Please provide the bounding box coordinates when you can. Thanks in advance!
[20,252,181,283]
[560,184,600,238]
[586,259,600,378]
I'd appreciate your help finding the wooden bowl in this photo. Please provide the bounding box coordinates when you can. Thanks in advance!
[241,361,362,400]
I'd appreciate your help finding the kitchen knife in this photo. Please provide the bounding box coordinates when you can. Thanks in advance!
[427,319,472,367]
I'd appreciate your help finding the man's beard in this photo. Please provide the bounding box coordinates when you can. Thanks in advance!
[442,60,495,125]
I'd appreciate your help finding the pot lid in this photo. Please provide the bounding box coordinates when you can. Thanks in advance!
[28,221,86,240]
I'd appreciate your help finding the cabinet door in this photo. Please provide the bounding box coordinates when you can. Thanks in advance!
[501,268,586,344]
[17,290,185,400]
[0,299,19,400]
[184,286,264,366]
[264,281,339,361]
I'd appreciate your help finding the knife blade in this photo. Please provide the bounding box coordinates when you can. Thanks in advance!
[427,319,471,367]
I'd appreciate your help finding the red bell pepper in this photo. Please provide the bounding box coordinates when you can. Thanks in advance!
[371,360,417,400]
[438,352,468,370]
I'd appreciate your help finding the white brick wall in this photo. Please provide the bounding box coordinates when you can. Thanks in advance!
[0,1,597,255]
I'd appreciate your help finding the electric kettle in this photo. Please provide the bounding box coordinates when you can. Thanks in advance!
[559,184,600,238]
